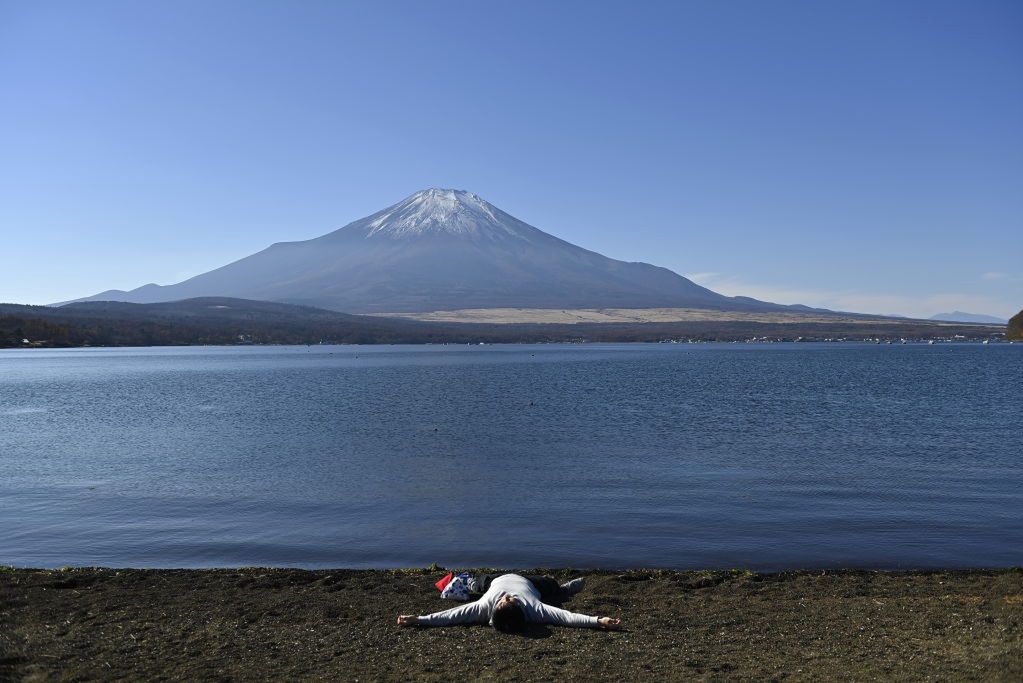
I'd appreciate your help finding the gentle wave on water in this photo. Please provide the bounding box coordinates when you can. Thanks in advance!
[1,407,48,415]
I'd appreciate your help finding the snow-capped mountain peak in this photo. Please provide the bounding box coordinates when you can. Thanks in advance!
[65,187,774,314]
[364,188,519,238]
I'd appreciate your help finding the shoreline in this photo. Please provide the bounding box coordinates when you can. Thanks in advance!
[2,337,1014,350]
[4,567,1020,680]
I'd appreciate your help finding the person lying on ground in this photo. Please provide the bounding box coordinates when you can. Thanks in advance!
[396,573,623,633]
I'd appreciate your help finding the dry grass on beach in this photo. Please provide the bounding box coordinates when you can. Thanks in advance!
[2,567,1021,681]
[368,307,904,325]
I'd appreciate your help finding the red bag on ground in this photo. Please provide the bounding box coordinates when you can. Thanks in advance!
[435,572,453,592]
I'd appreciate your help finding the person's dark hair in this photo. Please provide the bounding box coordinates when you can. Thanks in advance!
[492,601,526,633]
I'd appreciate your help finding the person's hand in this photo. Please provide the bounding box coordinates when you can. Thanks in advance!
[397,615,419,627]
[597,617,622,630]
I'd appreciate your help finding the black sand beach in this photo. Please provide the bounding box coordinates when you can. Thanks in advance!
[2,567,1021,681]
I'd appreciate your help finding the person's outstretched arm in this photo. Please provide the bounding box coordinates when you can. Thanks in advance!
[536,603,623,630]
[397,599,488,627]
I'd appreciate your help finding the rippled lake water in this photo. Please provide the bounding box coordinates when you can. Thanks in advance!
[1,343,1020,569]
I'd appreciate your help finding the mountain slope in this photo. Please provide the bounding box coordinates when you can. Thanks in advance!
[67,188,788,314]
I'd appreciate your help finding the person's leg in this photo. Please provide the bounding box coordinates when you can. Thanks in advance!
[560,577,586,595]
[524,575,565,604]
[471,573,497,595]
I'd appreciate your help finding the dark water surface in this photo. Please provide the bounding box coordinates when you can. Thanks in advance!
[1,343,1020,569]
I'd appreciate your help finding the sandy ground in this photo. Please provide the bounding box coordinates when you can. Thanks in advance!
[2,568,1021,681]
[368,307,940,325]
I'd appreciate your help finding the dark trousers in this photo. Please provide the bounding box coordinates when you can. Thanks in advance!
[476,574,564,604]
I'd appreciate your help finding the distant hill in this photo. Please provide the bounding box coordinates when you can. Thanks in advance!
[64,188,806,314]
[1009,309,1023,340]
[1,298,448,347]
[929,311,1007,324]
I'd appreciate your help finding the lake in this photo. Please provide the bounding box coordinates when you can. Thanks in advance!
[1,343,1020,569]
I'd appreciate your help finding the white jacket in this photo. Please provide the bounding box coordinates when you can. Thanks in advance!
[417,574,599,628]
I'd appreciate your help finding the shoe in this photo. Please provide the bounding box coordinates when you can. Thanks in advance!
[560,577,586,595]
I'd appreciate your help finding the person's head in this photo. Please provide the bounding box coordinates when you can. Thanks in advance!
[491,594,526,634]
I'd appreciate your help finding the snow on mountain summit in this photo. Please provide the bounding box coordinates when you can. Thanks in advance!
[363,188,522,239]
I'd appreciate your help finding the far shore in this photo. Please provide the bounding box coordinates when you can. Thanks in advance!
[3,297,1008,349]
[3,567,1020,680]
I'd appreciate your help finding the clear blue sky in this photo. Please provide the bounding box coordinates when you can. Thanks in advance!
[2,0,1020,318]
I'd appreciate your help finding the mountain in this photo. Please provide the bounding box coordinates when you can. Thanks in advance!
[929,311,1008,324]
[65,188,792,314]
